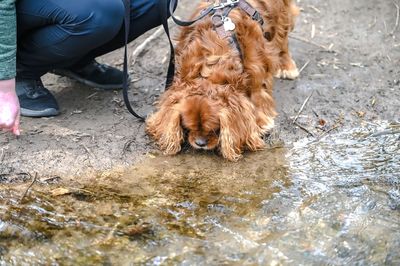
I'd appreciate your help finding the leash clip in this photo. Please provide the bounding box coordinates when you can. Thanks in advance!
[213,0,240,10]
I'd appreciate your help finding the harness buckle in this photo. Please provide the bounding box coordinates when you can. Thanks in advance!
[252,12,264,25]
[213,0,240,10]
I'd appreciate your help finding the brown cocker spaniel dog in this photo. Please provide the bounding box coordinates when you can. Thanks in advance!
[147,0,299,161]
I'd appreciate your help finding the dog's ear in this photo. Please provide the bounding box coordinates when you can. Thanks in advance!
[146,89,185,155]
[218,91,265,161]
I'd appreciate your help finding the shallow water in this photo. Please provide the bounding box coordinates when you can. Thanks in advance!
[1,122,399,265]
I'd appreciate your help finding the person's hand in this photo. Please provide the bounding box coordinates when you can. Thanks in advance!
[0,78,20,135]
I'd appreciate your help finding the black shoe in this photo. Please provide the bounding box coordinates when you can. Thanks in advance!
[52,60,125,90]
[16,78,59,117]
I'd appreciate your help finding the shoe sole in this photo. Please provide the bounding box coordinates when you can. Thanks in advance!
[52,69,125,90]
[21,107,60,117]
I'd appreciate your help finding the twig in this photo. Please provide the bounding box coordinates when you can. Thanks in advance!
[293,91,314,123]
[299,60,311,74]
[318,124,341,139]
[106,222,121,241]
[41,176,62,184]
[20,173,38,203]
[308,5,321,13]
[82,144,95,158]
[311,24,316,39]
[290,35,335,52]
[317,113,344,139]
[390,0,400,35]
[370,130,400,138]
[0,148,4,163]
[131,27,165,65]
[86,92,98,100]
[368,16,377,29]
[384,20,388,35]
[294,121,316,137]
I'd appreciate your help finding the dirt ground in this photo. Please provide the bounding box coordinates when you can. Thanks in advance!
[1,0,399,179]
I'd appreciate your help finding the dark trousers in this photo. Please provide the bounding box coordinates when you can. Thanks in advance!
[16,0,166,79]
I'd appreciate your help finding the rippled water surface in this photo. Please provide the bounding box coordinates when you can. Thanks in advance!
[1,122,399,265]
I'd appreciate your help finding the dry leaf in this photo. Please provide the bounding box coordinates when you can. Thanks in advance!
[51,188,71,196]
[147,154,156,159]
[356,111,366,118]
[371,97,376,106]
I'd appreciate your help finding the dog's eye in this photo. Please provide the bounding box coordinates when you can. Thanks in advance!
[209,129,220,136]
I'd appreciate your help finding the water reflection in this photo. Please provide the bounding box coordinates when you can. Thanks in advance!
[0,122,399,265]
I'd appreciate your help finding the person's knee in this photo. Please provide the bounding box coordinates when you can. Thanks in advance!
[62,0,125,42]
[91,0,125,37]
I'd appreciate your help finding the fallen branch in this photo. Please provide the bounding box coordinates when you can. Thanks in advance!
[293,91,314,124]
[318,114,344,139]
[308,5,321,14]
[20,173,38,203]
[318,124,341,139]
[82,144,96,158]
[294,121,316,138]
[390,0,400,35]
[290,35,336,52]
[299,60,311,74]
[86,92,98,100]
[131,27,165,66]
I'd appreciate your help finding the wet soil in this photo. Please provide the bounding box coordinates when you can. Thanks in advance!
[1,0,399,178]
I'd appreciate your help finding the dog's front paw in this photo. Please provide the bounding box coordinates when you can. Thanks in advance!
[256,112,275,135]
[275,59,299,80]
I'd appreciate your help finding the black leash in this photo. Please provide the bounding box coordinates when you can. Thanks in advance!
[122,0,146,121]
[122,0,175,121]
[160,0,176,89]
[168,0,216,27]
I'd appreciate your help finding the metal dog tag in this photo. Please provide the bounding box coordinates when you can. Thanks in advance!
[223,17,236,31]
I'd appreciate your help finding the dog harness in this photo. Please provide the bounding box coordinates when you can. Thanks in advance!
[170,0,268,56]
[211,0,266,56]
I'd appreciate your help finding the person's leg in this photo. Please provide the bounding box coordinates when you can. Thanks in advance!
[16,0,172,117]
[16,0,125,79]
[16,0,125,117]
[74,0,164,66]
[53,0,175,90]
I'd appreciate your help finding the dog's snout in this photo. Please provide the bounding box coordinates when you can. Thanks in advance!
[195,137,208,147]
